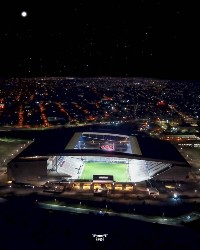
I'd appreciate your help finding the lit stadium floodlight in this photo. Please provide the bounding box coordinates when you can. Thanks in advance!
[21,11,27,17]
[173,193,177,199]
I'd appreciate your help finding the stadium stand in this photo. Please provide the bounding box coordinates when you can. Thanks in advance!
[128,160,172,182]
[128,159,149,182]
[57,156,83,179]
[146,161,172,178]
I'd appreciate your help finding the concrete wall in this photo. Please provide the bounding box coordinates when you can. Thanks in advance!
[7,160,47,182]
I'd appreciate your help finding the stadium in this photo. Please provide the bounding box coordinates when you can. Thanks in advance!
[7,130,190,192]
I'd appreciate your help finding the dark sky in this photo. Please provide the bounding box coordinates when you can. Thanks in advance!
[0,1,200,80]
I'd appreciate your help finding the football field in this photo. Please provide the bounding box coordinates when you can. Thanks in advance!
[81,162,129,182]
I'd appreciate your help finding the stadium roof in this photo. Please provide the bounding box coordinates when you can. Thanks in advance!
[12,129,188,165]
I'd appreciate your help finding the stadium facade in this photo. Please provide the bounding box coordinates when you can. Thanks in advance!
[7,130,190,186]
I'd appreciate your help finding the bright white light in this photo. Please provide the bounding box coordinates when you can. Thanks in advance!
[173,193,177,199]
[21,11,27,17]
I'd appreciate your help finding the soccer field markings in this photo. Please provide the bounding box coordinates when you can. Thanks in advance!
[81,162,129,182]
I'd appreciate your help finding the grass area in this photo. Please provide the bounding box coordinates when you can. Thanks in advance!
[44,200,67,206]
[81,162,128,182]
[42,200,114,213]
[0,137,27,142]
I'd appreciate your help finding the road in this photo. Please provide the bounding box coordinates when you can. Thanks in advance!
[38,202,200,227]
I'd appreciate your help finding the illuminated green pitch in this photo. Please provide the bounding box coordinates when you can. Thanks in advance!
[81,162,129,182]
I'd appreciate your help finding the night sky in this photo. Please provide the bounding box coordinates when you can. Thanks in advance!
[0,1,200,80]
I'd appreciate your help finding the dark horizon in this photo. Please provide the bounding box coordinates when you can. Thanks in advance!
[1,1,200,81]
[1,75,200,83]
